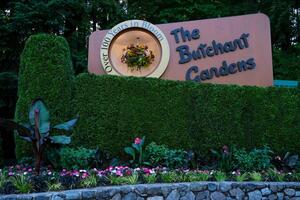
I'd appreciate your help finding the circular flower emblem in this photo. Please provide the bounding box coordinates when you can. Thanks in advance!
[121,43,155,71]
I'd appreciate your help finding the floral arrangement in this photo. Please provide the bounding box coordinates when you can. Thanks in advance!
[121,44,155,71]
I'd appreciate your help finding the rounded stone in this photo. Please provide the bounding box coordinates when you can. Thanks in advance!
[285,189,296,196]
[248,190,262,200]
[208,183,218,192]
[196,191,209,200]
[122,192,137,200]
[261,188,272,196]
[268,194,277,200]
[277,192,284,200]
[220,183,232,192]
[229,188,244,200]
[180,191,195,200]
[210,192,226,200]
[190,183,207,192]
[166,190,180,200]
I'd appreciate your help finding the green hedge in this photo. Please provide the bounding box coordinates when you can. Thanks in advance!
[14,34,300,159]
[15,34,74,159]
[71,74,300,156]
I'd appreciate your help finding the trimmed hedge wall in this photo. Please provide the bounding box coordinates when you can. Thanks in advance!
[14,34,300,159]
[15,34,74,159]
[71,74,300,156]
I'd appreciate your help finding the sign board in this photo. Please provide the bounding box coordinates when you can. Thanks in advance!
[88,14,273,86]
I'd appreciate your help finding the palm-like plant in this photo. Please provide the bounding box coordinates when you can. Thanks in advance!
[0,98,78,174]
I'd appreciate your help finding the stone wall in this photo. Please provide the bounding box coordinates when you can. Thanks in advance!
[1,182,300,200]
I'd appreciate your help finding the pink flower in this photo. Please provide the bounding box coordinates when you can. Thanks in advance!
[134,137,142,145]
[8,172,14,176]
[116,170,123,176]
[82,172,89,179]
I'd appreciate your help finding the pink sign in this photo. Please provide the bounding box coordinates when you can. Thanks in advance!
[88,14,273,86]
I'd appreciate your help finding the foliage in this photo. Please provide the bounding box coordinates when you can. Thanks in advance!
[14,34,75,160]
[160,171,178,183]
[66,74,300,159]
[213,171,227,182]
[273,152,300,171]
[232,171,248,182]
[145,142,189,169]
[11,175,33,193]
[249,172,263,182]
[232,146,273,172]
[124,137,149,167]
[211,145,233,172]
[186,171,211,182]
[109,173,139,185]
[143,174,157,184]
[0,99,77,174]
[266,169,286,182]
[57,147,96,170]
[80,174,97,188]
[0,72,18,165]
[46,181,63,191]
[273,45,300,80]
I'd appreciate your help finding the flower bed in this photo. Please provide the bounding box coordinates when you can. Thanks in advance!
[2,181,300,200]
[1,165,300,195]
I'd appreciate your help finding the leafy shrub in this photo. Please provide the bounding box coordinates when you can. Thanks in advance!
[143,174,157,183]
[232,171,248,182]
[57,147,96,169]
[272,152,300,171]
[266,169,286,182]
[233,146,273,171]
[211,145,233,172]
[186,171,211,182]
[213,171,227,182]
[47,181,63,191]
[1,99,77,174]
[160,171,178,183]
[15,34,74,159]
[109,173,139,185]
[145,142,188,169]
[80,175,97,188]
[249,172,263,182]
[15,39,300,158]
[124,137,148,167]
[11,175,32,193]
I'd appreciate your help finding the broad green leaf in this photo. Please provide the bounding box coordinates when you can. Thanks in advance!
[124,147,135,160]
[29,99,50,135]
[53,118,78,131]
[132,143,140,152]
[50,135,71,144]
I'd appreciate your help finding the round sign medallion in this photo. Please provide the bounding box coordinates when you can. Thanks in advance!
[100,20,170,78]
